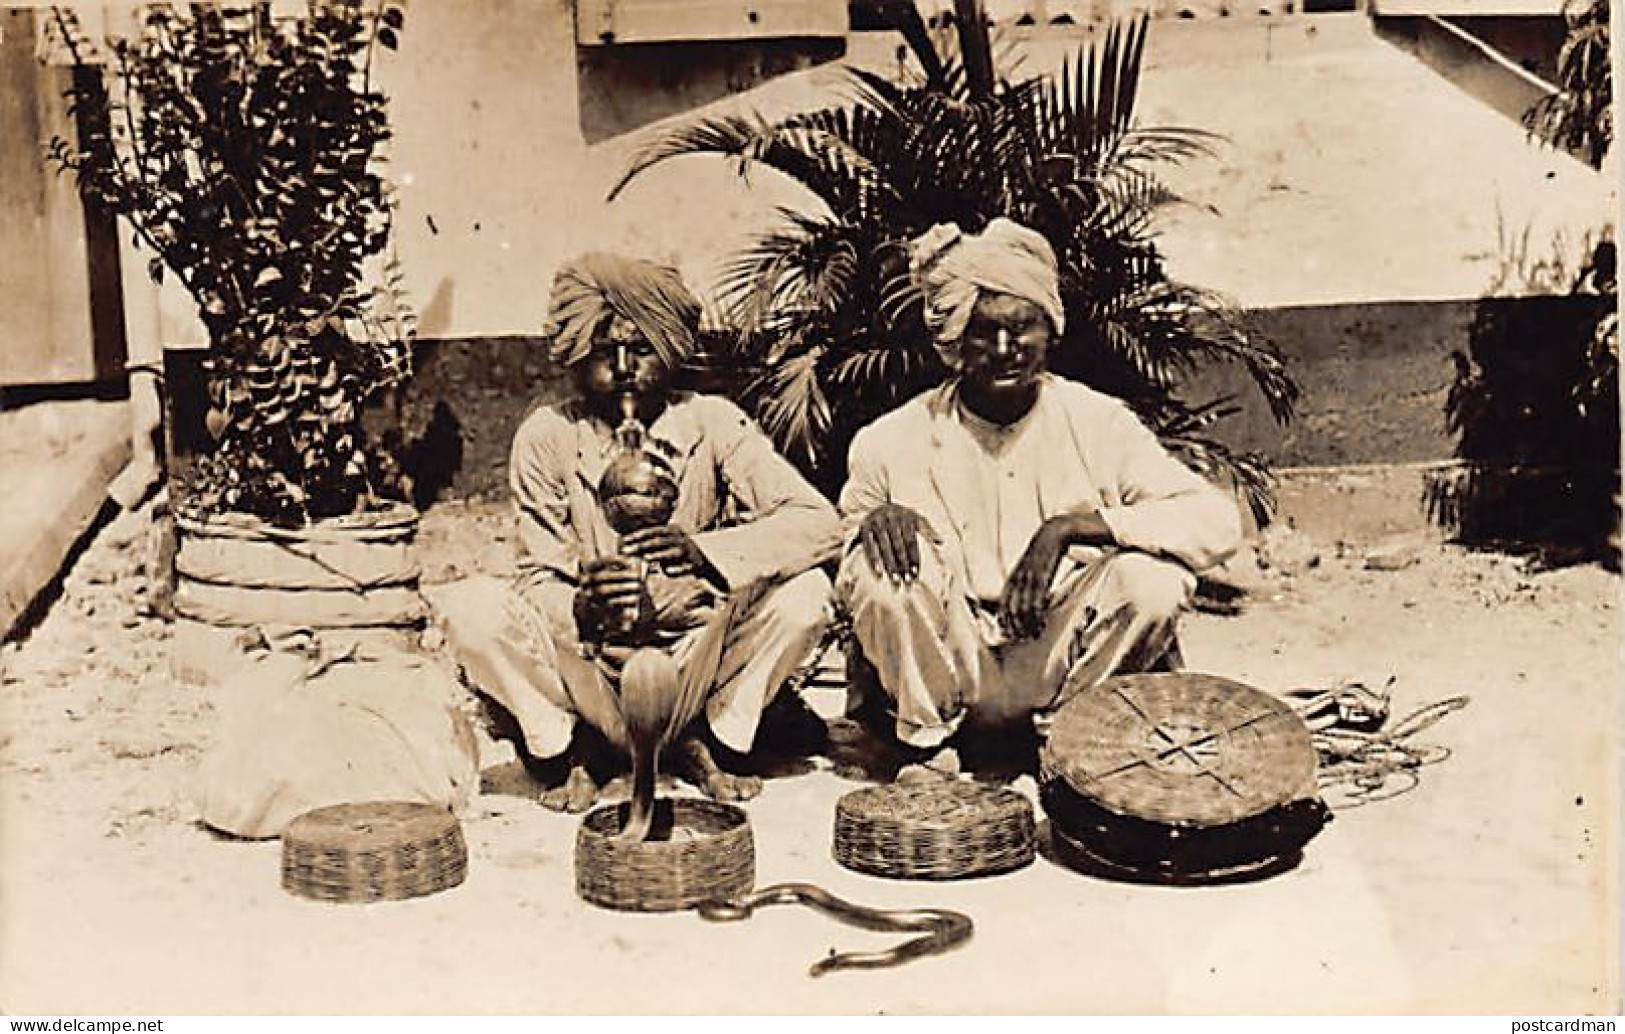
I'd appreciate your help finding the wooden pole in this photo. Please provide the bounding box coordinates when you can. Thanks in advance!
[954,0,996,99]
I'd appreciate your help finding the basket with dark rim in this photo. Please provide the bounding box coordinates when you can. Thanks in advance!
[834,780,1036,880]
[575,797,755,912]
[281,801,467,904]
[1039,673,1329,884]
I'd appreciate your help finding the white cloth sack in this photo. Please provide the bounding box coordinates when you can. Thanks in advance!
[195,646,479,839]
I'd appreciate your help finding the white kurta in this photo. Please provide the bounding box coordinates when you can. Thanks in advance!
[836,375,1244,745]
[439,392,842,758]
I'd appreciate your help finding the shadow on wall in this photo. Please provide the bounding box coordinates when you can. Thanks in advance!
[1372,15,1554,142]
[1425,237,1620,567]
[576,37,847,143]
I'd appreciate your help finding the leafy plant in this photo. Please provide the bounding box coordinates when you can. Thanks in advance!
[1433,11,1621,566]
[612,8,1297,520]
[49,1,415,527]
[1523,0,1612,168]
[1427,235,1617,564]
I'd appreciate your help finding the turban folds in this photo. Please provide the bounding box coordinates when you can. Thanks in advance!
[909,218,1066,369]
[543,253,701,369]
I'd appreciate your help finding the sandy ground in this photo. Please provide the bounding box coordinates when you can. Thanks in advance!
[0,498,1616,1016]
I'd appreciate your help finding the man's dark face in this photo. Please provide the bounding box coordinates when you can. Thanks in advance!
[957,292,1052,420]
[574,314,674,414]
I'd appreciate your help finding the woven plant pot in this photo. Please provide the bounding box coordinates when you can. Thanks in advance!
[171,502,425,685]
[575,798,755,912]
[1039,672,1329,883]
[281,801,467,904]
[834,781,1036,880]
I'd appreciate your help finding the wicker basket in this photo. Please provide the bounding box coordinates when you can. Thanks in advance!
[1039,673,1328,882]
[575,798,755,912]
[281,801,467,904]
[833,781,1036,880]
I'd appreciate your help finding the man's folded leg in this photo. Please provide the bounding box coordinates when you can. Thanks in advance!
[656,570,834,800]
[697,568,834,754]
[1019,550,1197,722]
[436,574,629,759]
[835,541,991,751]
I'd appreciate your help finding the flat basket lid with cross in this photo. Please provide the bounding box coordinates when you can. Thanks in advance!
[1039,673,1330,883]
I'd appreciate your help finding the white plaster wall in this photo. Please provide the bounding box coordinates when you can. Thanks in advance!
[112,5,1612,345]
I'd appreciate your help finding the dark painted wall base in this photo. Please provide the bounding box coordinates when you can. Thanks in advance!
[162,292,1616,553]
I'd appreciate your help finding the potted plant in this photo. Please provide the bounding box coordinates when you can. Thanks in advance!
[49,1,422,676]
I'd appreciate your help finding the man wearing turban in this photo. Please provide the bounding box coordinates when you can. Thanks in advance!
[438,253,841,809]
[835,218,1243,778]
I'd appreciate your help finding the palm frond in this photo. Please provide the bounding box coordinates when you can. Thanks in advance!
[609,112,779,201]
[717,210,861,351]
[1155,395,1244,437]
[876,260,924,334]
[609,111,891,219]
[1107,127,1224,168]
[1156,423,1278,527]
[1038,14,1149,170]
[1151,286,1299,425]
[751,345,831,467]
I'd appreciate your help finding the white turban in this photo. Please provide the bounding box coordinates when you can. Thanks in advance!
[909,218,1067,370]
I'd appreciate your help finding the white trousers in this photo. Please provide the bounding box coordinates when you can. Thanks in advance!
[436,569,832,759]
[836,542,1194,748]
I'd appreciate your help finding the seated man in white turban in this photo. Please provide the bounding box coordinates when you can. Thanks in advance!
[835,219,1243,779]
[440,253,841,810]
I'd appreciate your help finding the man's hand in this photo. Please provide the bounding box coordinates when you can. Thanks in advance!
[646,572,716,635]
[999,512,1113,641]
[574,556,654,643]
[620,525,707,578]
[859,503,939,583]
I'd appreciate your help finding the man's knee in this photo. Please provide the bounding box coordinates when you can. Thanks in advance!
[429,576,508,656]
[1103,552,1196,625]
[763,569,833,640]
[836,543,950,623]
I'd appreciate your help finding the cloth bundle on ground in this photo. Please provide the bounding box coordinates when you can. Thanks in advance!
[195,641,479,839]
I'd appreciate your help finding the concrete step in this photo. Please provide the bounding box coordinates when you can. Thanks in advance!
[0,398,130,640]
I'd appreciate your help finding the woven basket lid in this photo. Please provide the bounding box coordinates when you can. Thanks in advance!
[834,780,1036,880]
[1041,673,1317,828]
[282,801,466,904]
[838,780,1029,828]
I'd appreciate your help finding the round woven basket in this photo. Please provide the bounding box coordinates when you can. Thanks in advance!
[1039,673,1328,882]
[575,798,755,912]
[834,781,1036,880]
[281,801,467,904]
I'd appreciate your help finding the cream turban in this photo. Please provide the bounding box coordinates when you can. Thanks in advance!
[909,218,1066,369]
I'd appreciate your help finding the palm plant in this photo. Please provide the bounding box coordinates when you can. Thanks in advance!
[611,8,1297,521]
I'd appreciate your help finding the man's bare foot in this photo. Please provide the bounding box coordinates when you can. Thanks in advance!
[673,736,763,803]
[896,746,962,784]
[539,764,601,813]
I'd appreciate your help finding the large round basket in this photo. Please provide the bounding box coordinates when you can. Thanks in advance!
[575,798,755,912]
[171,503,425,686]
[281,801,467,904]
[1040,673,1329,883]
[834,781,1036,880]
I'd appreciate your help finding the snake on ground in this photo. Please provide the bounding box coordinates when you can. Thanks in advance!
[696,882,974,977]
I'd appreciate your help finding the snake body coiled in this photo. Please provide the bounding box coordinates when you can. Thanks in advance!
[697,882,974,977]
